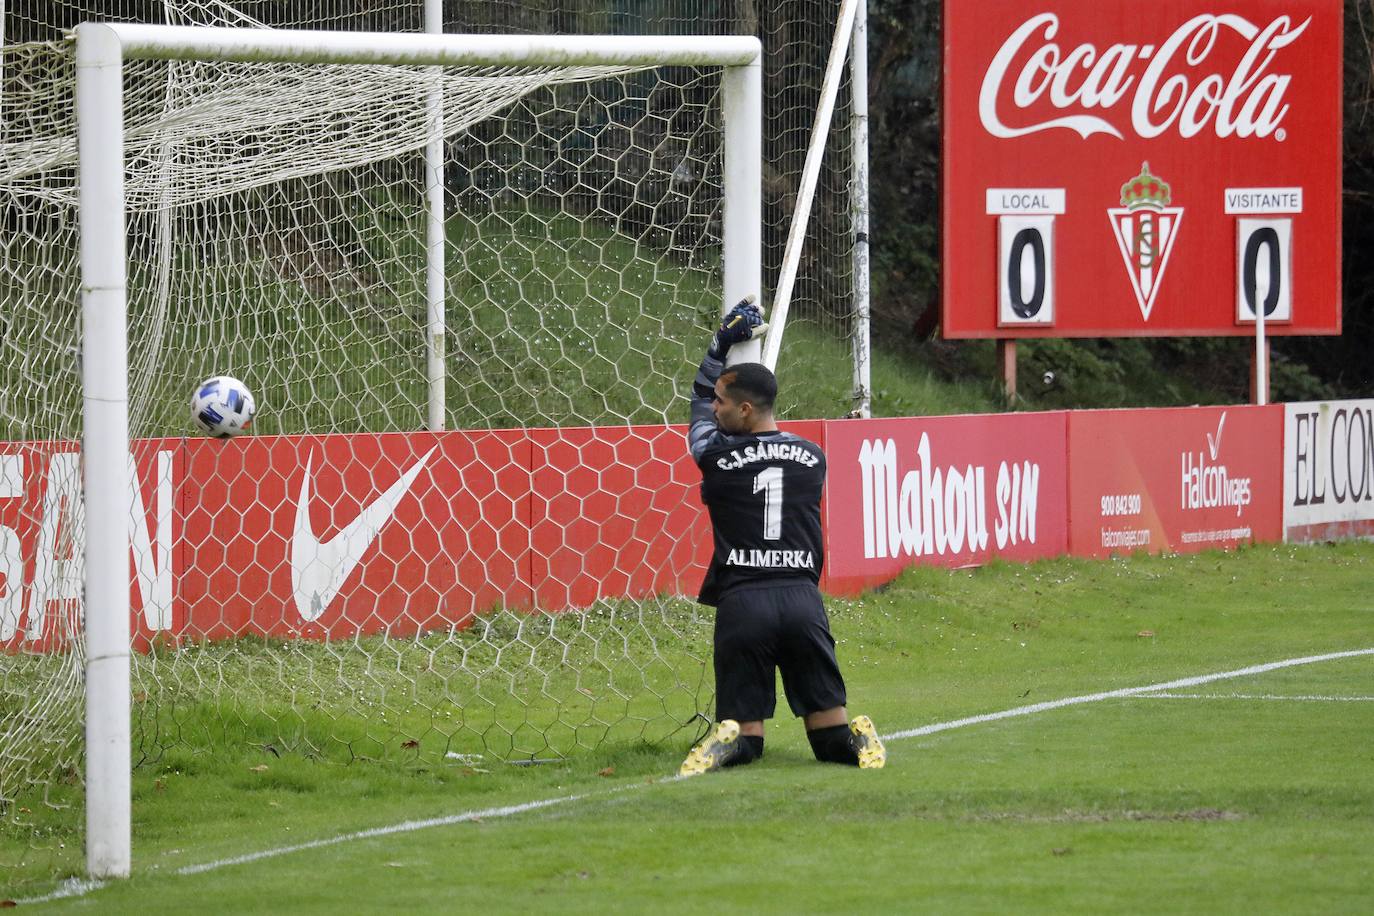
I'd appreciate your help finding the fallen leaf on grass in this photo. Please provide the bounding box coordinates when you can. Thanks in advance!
[598,767,615,777]
[1137,630,1155,638]
[249,764,269,773]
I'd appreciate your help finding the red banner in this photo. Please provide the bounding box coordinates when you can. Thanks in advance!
[0,404,1300,651]
[0,442,182,652]
[1067,406,1282,556]
[821,413,1069,595]
[180,430,533,641]
[943,1,1342,338]
[529,425,706,609]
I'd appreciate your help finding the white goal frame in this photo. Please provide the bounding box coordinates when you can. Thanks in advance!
[75,22,762,879]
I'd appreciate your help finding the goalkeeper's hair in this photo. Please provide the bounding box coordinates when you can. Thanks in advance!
[720,363,777,412]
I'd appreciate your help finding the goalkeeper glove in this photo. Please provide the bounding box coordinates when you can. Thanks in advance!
[707,295,768,361]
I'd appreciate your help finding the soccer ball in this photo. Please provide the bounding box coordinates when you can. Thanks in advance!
[191,375,256,438]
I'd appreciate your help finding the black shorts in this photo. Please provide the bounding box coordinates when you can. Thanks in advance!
[713,579,847,721]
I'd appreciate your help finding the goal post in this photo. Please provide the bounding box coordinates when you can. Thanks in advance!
[74,23,761,880]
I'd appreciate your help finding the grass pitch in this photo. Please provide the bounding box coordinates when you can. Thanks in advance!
[8,541,1374,912]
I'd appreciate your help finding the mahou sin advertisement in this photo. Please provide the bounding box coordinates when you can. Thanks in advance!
[943,1,1342,338]
[822,413,1069,595]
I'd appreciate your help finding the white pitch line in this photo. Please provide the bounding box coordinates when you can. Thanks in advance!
[17,647,1373,903]
[12,878,108,905]
[880,647,1374,741]
[1135,693,1374,702]
[175,793,591,876]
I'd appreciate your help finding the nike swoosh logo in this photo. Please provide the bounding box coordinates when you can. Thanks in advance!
[1207,412,1227,461]
[291,446,437,622]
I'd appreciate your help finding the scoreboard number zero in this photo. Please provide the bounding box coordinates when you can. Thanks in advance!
[1235,217,1294,324]
[988,189,1063,328]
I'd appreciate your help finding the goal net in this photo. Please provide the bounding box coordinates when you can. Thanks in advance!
[2,23,762,883]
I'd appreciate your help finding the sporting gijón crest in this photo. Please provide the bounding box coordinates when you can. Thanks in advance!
[1107,163,1183,322]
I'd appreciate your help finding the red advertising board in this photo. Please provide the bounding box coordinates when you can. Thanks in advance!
[180,430,534,641]
[0,440,181,652]
[943,1,1342,338]
[822,413,1069,595]
[529,425,708,609]
[2,404,1301,652]
[1067,405,1282,556]
[0,443,88,651]
[2,420,825,650]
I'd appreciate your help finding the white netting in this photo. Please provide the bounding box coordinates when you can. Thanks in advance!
[2,0,858,893]
[2,27,741,891]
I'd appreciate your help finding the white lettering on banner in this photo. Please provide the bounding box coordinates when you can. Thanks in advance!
[128,451,173,631]
[0,454,24,641]
[979,13,1310,141]
[1181,453,1253,516]
[1102,527,1151,548]
[1100,493,1143,517]
[858,435,1040,560]
[1180,412,1253,518]
[20,453,83,642]
[0,450,174,642]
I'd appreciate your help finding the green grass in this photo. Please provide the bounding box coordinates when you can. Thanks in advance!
[6,541,1372,910]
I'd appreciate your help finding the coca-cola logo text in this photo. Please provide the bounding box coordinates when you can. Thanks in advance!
[979,13,1310,141]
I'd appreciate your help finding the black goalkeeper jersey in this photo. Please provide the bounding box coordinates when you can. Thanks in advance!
[692,430,826,604]
[685,349,827,605]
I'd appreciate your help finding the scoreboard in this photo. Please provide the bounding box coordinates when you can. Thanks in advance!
[941,1,1342,338]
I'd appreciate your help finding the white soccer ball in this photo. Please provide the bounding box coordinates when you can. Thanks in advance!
[191,375,256,438]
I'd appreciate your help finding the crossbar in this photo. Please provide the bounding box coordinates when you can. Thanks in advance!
[82,24,761,68]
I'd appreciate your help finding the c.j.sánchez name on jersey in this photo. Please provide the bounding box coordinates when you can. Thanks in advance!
[695,430,826,605]
[712,440,821,471]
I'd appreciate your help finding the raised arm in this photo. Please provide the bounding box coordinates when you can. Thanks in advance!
[686,295,767,463]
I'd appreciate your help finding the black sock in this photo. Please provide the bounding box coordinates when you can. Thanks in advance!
[724,734,764,768]
[807,724,858,765]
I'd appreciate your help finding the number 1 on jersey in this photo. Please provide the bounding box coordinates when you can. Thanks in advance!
[753,466,783,540]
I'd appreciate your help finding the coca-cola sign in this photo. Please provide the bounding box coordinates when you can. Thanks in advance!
[979,13,1310,141]
[944,1,1341,340]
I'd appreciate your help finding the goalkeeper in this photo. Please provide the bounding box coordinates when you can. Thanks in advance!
[679,296,886,775]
